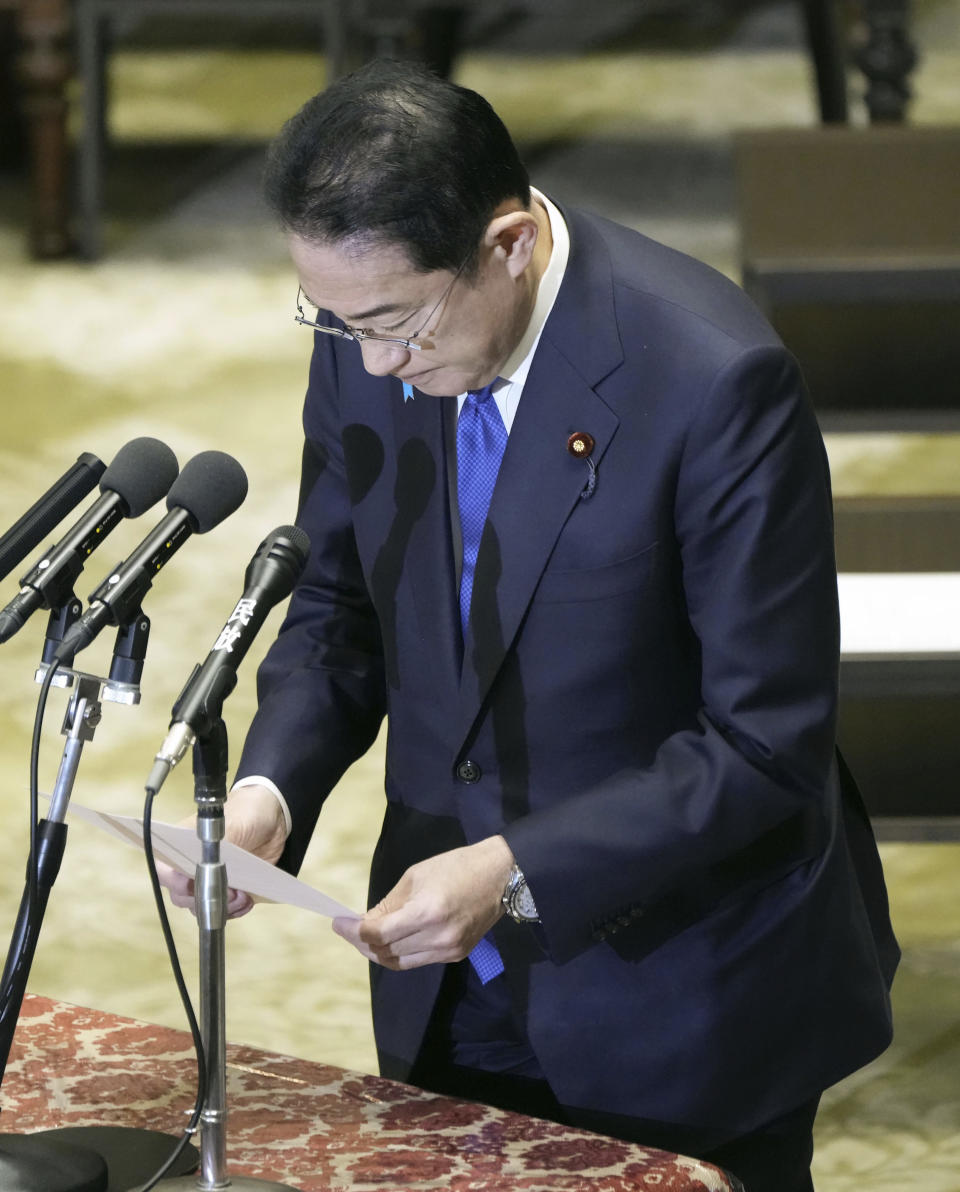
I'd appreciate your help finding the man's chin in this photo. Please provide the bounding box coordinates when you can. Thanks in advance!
[401,372,462,398]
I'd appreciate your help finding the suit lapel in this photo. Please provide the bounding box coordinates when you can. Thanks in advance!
[456,344,619,733]
[454,206,627,745]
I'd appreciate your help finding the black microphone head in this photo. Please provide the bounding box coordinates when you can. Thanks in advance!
[246,524,311,598]
[265,524,310,563]
[101,437,180,517]
[167,451,248,533]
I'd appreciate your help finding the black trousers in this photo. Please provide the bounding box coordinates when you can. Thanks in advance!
[409,963,819,1192]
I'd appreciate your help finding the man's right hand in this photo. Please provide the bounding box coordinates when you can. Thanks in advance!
[156,783,289,919]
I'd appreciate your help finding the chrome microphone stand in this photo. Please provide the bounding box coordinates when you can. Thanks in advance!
[0,606,198,1189]
[161,720,298,1192]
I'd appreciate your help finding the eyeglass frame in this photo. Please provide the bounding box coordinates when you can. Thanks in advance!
[294,255,470,352]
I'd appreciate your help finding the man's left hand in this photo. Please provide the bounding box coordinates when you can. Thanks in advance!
[332,835,515,969]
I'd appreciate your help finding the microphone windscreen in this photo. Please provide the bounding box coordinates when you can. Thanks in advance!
[270,524,311,561]
[168,451,248,533]
[101,437,180,517]
[252,524,311,598]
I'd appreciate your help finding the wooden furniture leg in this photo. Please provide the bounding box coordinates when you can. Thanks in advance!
[801,0,849,123]
[855,0,917,121]
[17,0,73,256]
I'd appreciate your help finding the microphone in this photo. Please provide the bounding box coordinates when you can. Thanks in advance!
[54,451,248,665]
[147,525,310,790]
[0,452,106,583]
[0,439,179,645]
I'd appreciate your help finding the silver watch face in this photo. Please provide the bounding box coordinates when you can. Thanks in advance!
[513,882,538,920]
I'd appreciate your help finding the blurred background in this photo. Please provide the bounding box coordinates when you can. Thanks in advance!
[1,2,959,1188]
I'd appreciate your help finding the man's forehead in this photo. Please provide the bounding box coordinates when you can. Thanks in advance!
[289,233,433,317]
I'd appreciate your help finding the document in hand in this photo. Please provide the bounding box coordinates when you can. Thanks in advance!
[61,798,361,919]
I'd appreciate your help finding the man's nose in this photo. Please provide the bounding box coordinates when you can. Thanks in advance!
[359,339,410,377]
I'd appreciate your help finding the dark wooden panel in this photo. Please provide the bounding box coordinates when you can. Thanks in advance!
[834,496,960,572]
[736,127,960,262]
[839,691,960,819]
[736,128,960,418]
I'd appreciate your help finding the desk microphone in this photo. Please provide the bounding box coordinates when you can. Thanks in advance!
[148,524,309,791]
[54,451,248,665]
[0,438,179,644]
[0,452,106,582]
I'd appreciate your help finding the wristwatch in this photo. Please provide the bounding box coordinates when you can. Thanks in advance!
[501,864,540,923]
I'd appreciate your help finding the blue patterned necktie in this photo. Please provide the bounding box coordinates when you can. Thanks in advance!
[456,382,507,984]
[457,383,508,634]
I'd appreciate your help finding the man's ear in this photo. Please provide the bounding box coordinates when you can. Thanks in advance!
[484,210,539,279]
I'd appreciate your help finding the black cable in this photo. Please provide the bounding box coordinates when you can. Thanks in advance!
[135,782,208,1191]
[0,660,59,1015]
[28,663,57,930]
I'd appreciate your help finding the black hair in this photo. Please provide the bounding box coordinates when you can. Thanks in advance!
[263,59,531,276]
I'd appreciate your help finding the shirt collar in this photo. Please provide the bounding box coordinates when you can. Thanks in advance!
[494,187,570,392]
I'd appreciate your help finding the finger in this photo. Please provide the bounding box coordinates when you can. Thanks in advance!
[226,888,254,918]
[345,935,460,971]
[334,915,417,961]
[356,904,430,950]
[338,915,472,969]
[387,948,458,970]
[355,891,470,953]
[164,872,196,910]
[155,861,189,892]
[332,916,380,963]
[332,916,365,945]
[333,920,446,969]
[162,870,253,920]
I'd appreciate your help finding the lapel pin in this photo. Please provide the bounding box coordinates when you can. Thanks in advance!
[402,382,415,403]
[567,432,595,458]
[567,432,597,500]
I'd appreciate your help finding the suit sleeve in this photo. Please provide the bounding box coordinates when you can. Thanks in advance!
[503,343,842,962]
[234,335,387,874]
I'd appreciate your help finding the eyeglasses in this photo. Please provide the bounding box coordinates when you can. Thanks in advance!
[294,258,467,352]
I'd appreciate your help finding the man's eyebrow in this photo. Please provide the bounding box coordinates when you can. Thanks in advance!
[342,301,409,324]
[303,291,410,325]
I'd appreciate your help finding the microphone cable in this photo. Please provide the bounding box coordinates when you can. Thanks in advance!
[135,773,208,1191]
[0,658,61,1020]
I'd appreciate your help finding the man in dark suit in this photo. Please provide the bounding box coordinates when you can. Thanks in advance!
[163,59,898,1190]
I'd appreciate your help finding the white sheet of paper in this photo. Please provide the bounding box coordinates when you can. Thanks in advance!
[61,798,360,919]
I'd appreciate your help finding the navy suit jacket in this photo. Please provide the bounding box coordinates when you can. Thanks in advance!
[237,203,898,1138]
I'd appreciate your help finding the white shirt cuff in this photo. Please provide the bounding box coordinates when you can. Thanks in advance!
[230,775,293,838]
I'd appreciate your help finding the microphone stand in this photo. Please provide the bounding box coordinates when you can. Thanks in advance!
[0,667,110,1190]
[162,719,298,1192]
[0,608,198,1191]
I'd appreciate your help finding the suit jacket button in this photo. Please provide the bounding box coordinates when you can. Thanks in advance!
[456,760,481,784]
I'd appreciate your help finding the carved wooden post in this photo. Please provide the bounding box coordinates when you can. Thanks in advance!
[17,0,73,257]
[855,0,918,122]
